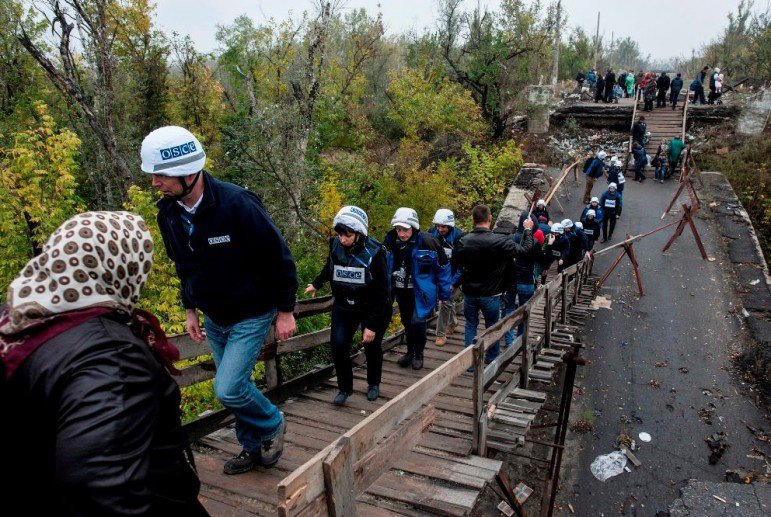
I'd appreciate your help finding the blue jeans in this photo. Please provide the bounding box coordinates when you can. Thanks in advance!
[464,294,501,362]
[204,311,283,453]
[503,283,535,346]
[655,162,666,181]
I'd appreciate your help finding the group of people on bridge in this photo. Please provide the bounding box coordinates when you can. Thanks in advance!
[0,125,598,513]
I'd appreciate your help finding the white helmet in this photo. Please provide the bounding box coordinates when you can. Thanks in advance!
[574,221,583,229]
[432,208,455,227]
[536,199,546,207]
[590,197,599,204]
[333,206,369,236]
[609,182,617,190]
[714,67,720,73]
[551,223,564,234]
[587,209,596,218]
[391,207,420,230]
[597,150,607,160]
[561,218,574,229]
[141,126,206,176]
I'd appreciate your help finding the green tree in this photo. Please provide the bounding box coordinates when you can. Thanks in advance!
[0,103,81,294]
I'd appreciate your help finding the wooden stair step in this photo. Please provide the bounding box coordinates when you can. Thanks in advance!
[510,388,547,402]
[500,398,543,413]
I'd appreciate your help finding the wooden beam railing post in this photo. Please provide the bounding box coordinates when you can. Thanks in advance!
[323,437,356,517]
[544,286,552,349]
[560,273,568,324]
[472,339,485,454]
[520,308,531,389]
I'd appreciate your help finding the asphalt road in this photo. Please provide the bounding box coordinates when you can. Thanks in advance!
[550,171,771,515]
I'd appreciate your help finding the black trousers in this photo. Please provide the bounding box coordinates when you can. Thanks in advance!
[395,288,427,358]
[656,88,667,107]
[670,90,679,109]
[602,214,617,240]
[693,84,706,103]
[330,304,384,392]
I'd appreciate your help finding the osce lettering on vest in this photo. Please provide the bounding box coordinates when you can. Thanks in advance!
[208,235,231,245]
[604,199,616,208]
[333,265,366,285]
[443,247,453,259]
[160,141,197,161]
[584,229,594,236]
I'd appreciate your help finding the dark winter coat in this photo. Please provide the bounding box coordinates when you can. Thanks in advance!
[455,227,533,296]
[157,171,298,327]
[631,121,647,144]
[656,74,671,91]
[0,314,205,516]
[582,218,601,244]
[670,76,684,93]
[600,189,623,216]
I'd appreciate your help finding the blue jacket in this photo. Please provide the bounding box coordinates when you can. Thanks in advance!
[585,157,605,179]
[587,70,597,86]
[581,205,604,224]
[428,226,465,286]
[384,229,451,318]
[600,189,623,214]
[156,172,298,327]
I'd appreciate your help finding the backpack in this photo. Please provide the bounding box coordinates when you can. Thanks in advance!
[689,79,699,91]
[583,157,594,173]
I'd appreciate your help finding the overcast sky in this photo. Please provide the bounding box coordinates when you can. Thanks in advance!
[154,0,765,61]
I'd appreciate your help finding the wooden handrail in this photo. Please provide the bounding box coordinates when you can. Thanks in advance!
[681,88,689,141]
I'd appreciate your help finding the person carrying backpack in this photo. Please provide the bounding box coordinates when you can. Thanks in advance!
[583,150,607,204]
[670,73,684,110]
[305,206,391,405]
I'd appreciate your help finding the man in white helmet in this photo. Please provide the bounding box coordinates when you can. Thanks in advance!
[304,206,390,405]
[428,208,466,346]
[383,207,451,370]
[142,126,297,475]
[583,150,607,204]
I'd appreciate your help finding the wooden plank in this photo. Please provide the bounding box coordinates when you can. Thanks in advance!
[483,338,524,387]
[177,360,216,387]
[366,471,478,517]
[353,405,436,493]
[277,327,332,355]
[277,345,474,515]
[323,437,357,517]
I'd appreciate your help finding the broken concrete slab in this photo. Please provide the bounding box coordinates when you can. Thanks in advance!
[668,480,770,516]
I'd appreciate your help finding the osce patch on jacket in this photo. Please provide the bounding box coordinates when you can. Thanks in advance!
[333,265,366,284]
[208,235,231,245]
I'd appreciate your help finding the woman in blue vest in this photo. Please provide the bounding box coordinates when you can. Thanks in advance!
[384,207,452,370]
[305,206,390,405]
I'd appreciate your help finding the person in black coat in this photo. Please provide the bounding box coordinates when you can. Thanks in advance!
[594,75,605,103]
[0,212,208,516]
[604,69,616,103]
[305,206,390,405]
[656,72,671,108]
[670,73,684,110]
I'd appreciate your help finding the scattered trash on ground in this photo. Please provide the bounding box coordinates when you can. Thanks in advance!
[725,468,755,484]
[570,420,595,433]
[617,433,634,449]
[639,432,652,443]
[649,379,661,388]
[744,422,770,442]
[705,432,730,464]
[655,361,669,367]
[590,295,612,309]
[679,367,689,374]
[590,451,628,481]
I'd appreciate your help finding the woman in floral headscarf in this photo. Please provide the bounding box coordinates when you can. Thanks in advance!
[0,211,208,516]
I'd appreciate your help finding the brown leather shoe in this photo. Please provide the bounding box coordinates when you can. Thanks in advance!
[435,336,447,347]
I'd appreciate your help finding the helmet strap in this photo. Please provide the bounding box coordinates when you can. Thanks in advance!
[173,171,202,200]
